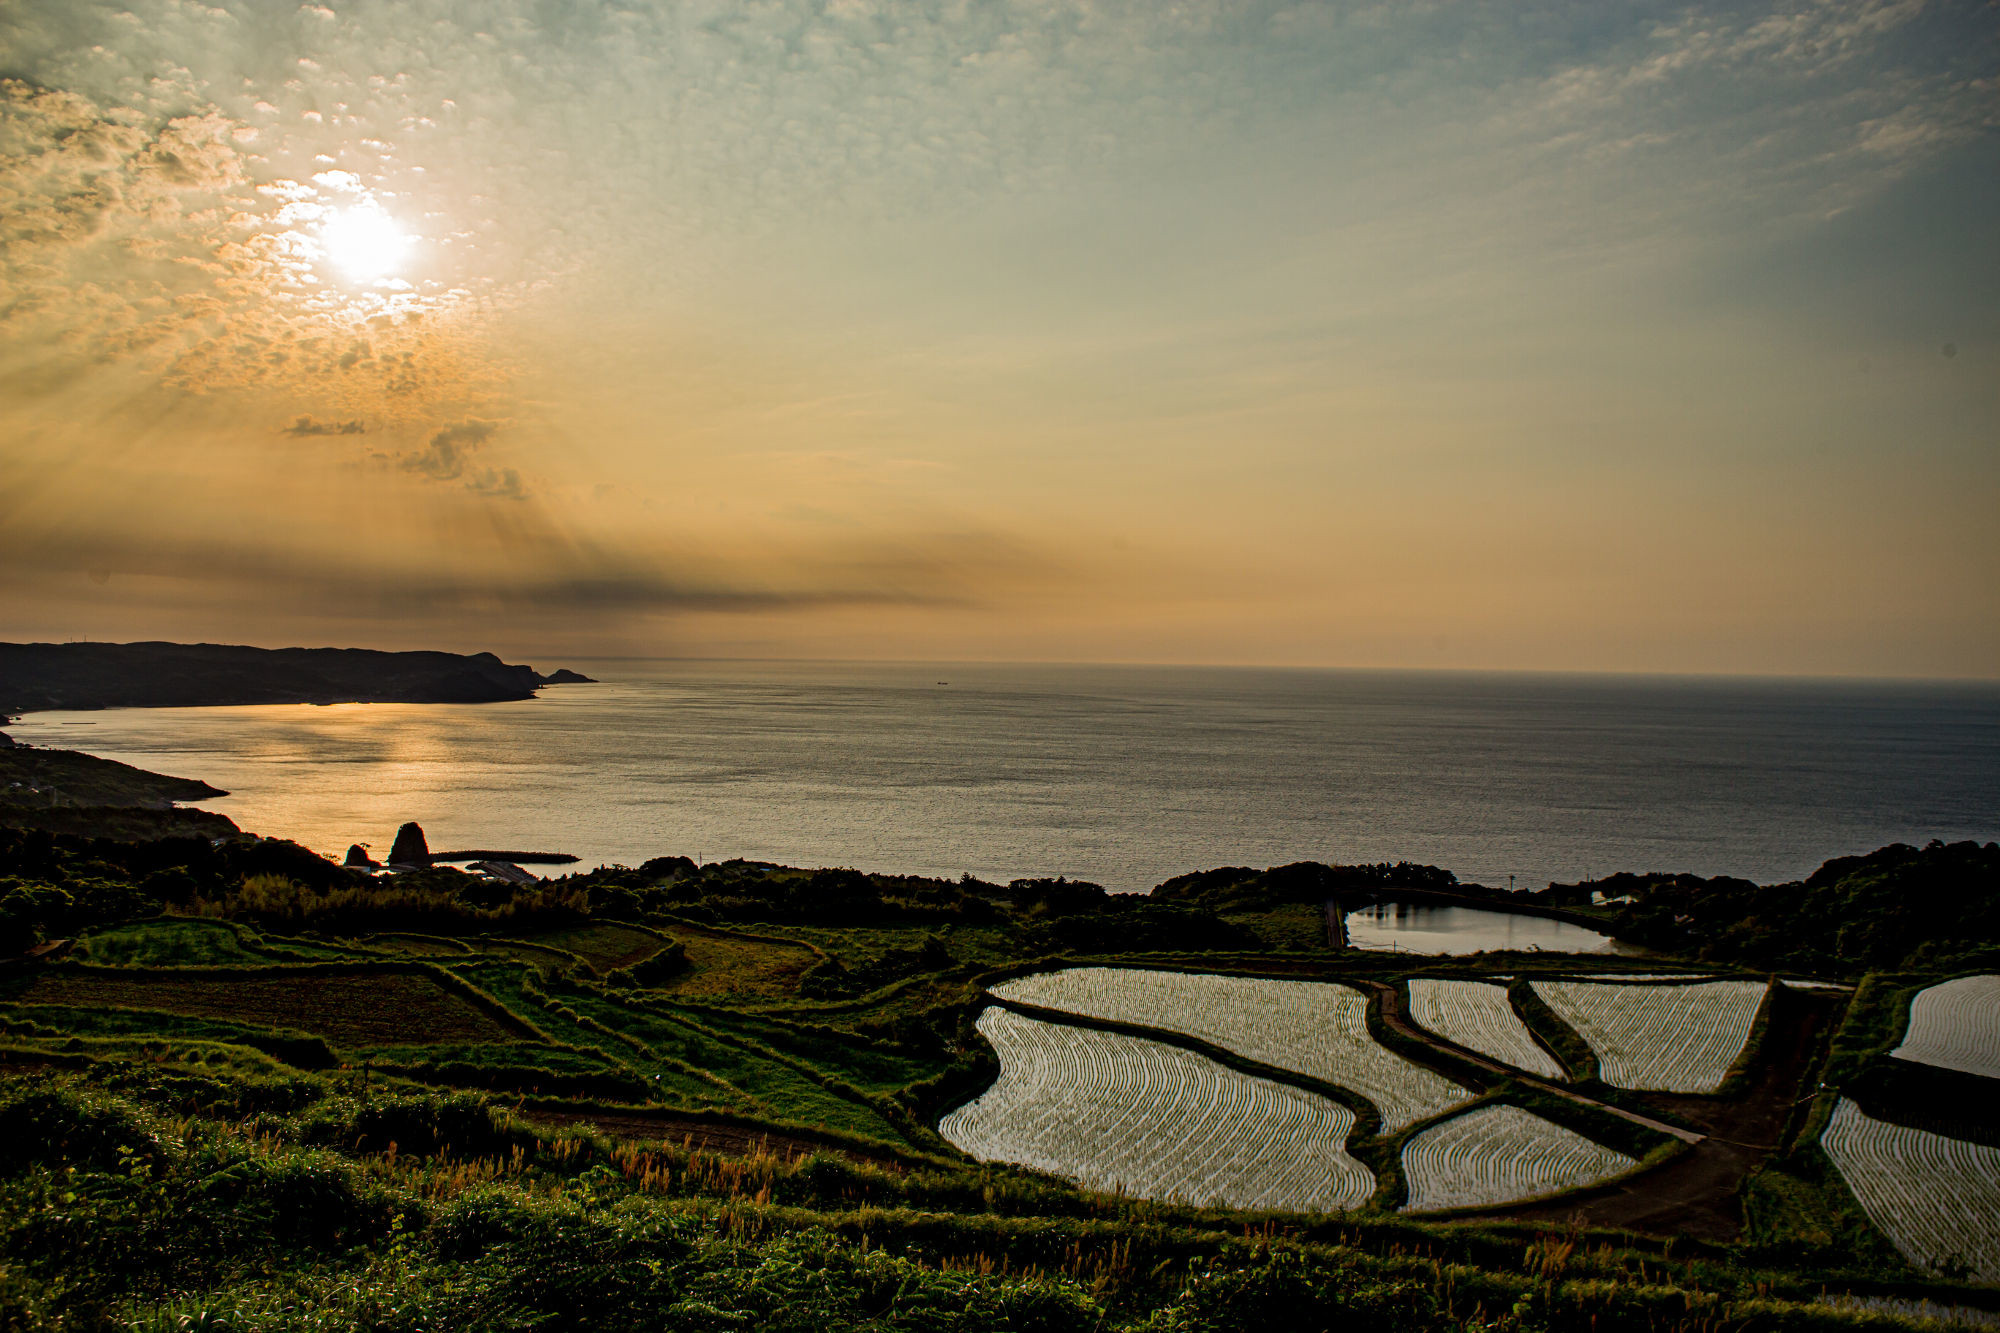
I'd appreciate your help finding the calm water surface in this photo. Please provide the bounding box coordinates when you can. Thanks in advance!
[10,661,1997,893]
[1344,903,1623,955]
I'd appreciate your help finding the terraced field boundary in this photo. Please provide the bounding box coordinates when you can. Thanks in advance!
[1890,973,2000,1080]
[521,974,744,1098]
[1506,978,1598,1081]
[986,994,1385,1141]
[1394,1102,1655,1218]
[566,983,934,1150]
[1371,978,1699,1145]
[967,967,1698,1218]
[944,1006,1380,1213]
[1800,971,1998,1149]
[1703,980,1783,1098]
[478,965,751,1110]
[775,961,986,1019]
[647,914,829,954]
[1819,1098,2000,1282]
[1360,982,1512,1092]
[12,958,553,1044]
[519,1097,953,1172]
[662,995,938,1067]
[1403,978,1566,1080]
[477,936,592,968]
[358,931,478,957]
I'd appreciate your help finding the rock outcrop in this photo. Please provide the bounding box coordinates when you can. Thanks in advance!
[388,821,431,868]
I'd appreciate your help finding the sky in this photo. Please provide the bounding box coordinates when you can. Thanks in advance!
[1,0,1994,677]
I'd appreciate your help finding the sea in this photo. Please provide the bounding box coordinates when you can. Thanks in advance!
[9,661,1997,895]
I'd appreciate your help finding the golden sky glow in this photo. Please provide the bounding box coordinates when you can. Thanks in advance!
[0,0,1994,675]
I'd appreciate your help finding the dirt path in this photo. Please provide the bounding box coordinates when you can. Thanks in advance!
[1472,985,1838,1240]
[523,1108,908,1171]
[1366,981,1703,1144]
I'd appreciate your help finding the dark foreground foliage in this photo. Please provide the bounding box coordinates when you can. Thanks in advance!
[0,1071,1966,1333]
[1550,841,2000,974]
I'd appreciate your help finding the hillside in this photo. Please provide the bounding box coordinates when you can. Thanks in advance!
[1539,841,2000,975]
[0,641,593,715]
[0,751,1995,1330]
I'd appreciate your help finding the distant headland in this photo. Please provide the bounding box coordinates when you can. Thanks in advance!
[0,640,595,717]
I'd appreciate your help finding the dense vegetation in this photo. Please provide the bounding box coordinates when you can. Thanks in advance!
[1537,841,2000,975]
[1,744,1995,1329]
[0,1069,1976,1332]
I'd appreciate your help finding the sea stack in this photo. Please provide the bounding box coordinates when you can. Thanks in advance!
[343,844,380,868]
[388,821,431,867]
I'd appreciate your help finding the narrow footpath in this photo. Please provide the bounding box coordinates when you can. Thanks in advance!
[1455,984,1836,1240]
[1365,980,1704,1145]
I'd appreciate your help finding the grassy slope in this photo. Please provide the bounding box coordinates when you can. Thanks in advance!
[5,799,1996,1329]
[6,1064,1987,1332]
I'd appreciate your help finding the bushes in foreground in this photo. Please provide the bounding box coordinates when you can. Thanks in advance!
[0,1071,1968,1333]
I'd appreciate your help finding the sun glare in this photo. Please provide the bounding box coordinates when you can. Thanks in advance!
[320,203,411,283]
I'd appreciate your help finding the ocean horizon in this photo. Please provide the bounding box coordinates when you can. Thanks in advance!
[11,659,1997,894]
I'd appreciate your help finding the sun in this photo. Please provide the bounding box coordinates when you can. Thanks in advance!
[319,202,411,283]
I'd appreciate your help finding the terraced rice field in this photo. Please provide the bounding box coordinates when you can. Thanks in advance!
[992,967,1469,1130]
[19,971,522,1047]
[519,923,670,972]
[1407,980,1565,1079]
[1821,1098,2000,1282]
[942,1007,1375,1212]
[1401,1104,1636,1213]
[651,925,818,998]
[1890,975,2000,1080]
[1531,979,1767,1093]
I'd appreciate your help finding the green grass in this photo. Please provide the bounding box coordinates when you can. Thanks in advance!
[1,999,321,1050]
[0,1069,1974,1333]
[641,921,821,998]
[1819,972,1926,1094]
[1506,978,1599,1082]
[558,988,910,1142]
[14,969,524,1049]
[76,919,278,967]
[76,919,384,966]
[517,922,671,971]
[1741,1143,1916,1275]
[1222,903,1332,951]
[663,1004,939,1093]
[784,923,1018,969]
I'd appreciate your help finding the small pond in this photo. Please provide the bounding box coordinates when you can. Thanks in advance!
[1344,901,1632,956]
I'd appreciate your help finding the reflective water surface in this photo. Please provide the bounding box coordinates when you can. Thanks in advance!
[1344,902,1626,955]
[8,661,1996,893]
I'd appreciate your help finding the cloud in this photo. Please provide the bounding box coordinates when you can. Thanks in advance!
[400,419,499,482]
[0,521,999,619]
[465,466,525,501]
[282,415,365,436]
